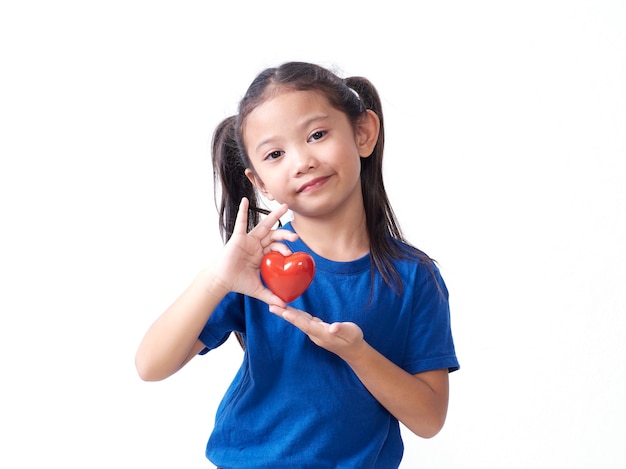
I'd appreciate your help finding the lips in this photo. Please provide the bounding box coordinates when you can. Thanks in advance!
[297,176,329,193]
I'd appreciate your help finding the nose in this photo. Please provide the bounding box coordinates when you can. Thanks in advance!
[292,146,317,176]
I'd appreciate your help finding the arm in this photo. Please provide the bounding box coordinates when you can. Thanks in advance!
[341,340,449,438]
[134,270,230,382]
[135,198,297,382]
[271,307,449,438]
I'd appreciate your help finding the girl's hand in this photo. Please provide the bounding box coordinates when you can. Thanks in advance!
[212,198,298,306]
[269,305,366,362]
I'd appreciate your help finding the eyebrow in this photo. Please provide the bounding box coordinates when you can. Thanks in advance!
[254,114,330,154]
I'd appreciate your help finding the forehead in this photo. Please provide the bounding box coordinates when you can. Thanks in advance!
[244,88,348,136]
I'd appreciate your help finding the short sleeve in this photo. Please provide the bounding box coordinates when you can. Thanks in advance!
[402,263,459,374]
[198,291,246,351]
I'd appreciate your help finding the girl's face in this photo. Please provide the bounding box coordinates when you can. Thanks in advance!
[243,89,379,220]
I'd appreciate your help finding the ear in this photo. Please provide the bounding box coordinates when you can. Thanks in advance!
[245,168,275,201]
[355,110,380,158]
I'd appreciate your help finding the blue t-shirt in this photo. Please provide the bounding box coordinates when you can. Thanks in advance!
[199,223,459,468]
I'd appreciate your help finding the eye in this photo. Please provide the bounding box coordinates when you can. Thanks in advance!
[308,130,327,142]
[264,150,284,161]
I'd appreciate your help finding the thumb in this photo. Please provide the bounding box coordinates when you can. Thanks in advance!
[328,322,343,335]
[255,286,287,309]
[328,322,361,344]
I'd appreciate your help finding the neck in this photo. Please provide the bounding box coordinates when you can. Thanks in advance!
[291,210,370,262]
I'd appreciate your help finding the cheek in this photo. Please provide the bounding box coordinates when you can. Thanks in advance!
[254,172,286,201]
[340,143,364,171]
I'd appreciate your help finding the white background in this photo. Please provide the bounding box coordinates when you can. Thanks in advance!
[1,1,625,467]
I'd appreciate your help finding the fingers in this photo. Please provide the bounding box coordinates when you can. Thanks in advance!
[265,295,287,309]
[232,197,250,235]
[234,199,296,246]
[271,306,324,331]
[261,227,298,246]
[250,203,290,238]
[234,199,292,238]
[270,227,299,243]
[263,203,290,229]
[265,238,297,256]
[270,306,359,340]
[256,288,287,309]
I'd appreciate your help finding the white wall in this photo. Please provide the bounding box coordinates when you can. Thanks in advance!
[1,1,624,467]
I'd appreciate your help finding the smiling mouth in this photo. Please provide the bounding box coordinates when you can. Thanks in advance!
[297,176,330,193]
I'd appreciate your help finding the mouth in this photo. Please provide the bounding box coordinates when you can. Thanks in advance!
[297,176,330,193]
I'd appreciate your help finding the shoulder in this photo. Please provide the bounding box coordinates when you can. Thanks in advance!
[389,239,448,297]
[389,238,436,272]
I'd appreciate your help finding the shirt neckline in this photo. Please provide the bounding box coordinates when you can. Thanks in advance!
[282,222,371,275]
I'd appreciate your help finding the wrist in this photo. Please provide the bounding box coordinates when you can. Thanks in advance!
[342,338,372,369]
[197,267,231,298]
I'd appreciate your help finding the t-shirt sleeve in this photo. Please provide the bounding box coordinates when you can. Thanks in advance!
[198,291,246,352]
[402,263,460,374]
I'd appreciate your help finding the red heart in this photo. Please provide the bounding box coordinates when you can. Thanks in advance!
[260,252,315,302]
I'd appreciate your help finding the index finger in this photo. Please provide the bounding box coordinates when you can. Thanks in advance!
[250,203,289,238]
[232,197,250,236]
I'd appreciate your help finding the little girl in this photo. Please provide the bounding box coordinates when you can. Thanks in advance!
[136,61,459,468]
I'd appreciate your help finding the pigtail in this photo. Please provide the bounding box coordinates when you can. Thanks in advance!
[345,76,434,294]
[345,76,402,238]
[211,115,261,243]
[211,116,260,351]
[344,77,382,118]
